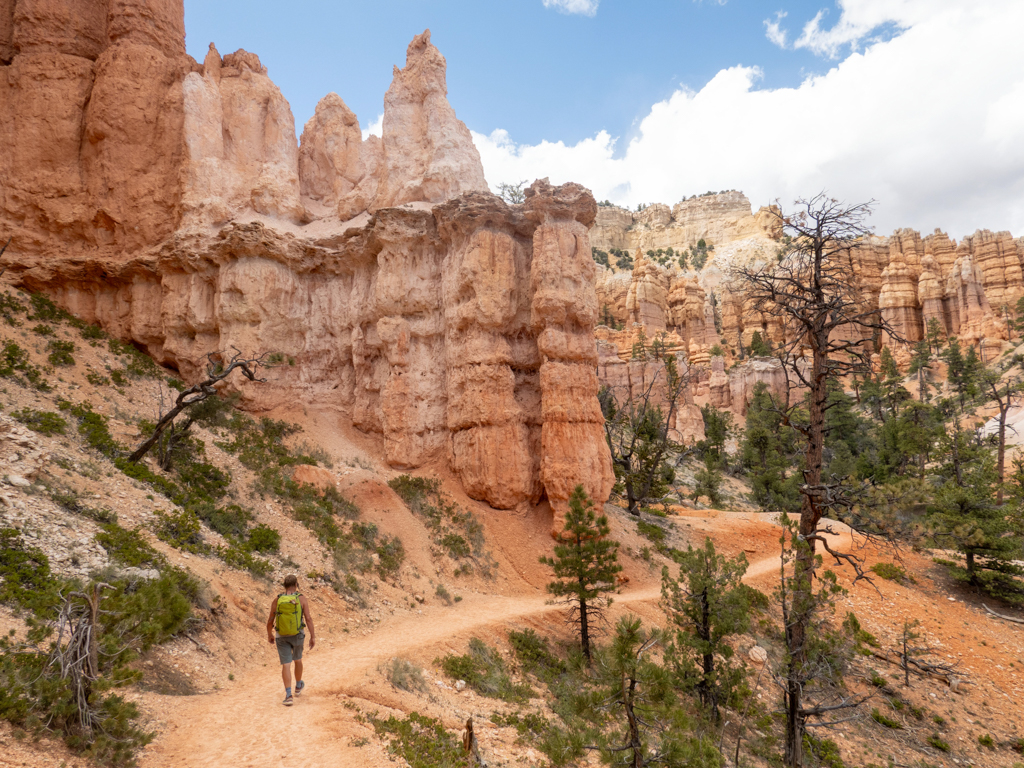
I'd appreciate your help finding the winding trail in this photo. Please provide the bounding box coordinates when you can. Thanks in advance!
[141,524,850,768]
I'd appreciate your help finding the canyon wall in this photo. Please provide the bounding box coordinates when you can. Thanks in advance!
[593,195,1023,419]
[0,2,613,517]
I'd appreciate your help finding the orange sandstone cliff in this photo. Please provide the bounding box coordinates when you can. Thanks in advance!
[0,2,613,518]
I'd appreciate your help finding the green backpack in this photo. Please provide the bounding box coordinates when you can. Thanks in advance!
[275,593,303,636]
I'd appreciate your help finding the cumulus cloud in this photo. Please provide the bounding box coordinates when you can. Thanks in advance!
[361,113,383,140]
[764,11,788,47]
[542,0,599,16]
[475,0,1024,238]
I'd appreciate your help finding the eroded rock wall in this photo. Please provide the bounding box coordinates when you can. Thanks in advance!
[2,5,613,517]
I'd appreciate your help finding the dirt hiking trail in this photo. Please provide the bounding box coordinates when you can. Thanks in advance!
[142,583,663,768]
[140,525,819,768]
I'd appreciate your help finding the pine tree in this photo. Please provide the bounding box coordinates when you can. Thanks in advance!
[941,338,980,412]
[581,616,721,768]
[929,419,1024,603]
[741,382,801,512]
[661,538,749,721]
[749,330,772,357]
[540,486,622,661]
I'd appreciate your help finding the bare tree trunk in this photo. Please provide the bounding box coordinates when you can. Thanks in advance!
[579,592,591,662]
[997,405,1008,506]
[622,674,642,768]
[128,352,264,463]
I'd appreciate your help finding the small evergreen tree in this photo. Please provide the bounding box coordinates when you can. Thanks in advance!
[929,421,1024,603]
[540,486,622,661]
[690,456,724,507]
[581,616,721,768]
[661,538,749,721]
[925,316,945,353]
[741,382,801,512]
[941,338,980,413]
[748,330,772,357]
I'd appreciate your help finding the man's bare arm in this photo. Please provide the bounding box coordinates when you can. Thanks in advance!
[300,595,316,649]
[266,599,277,643]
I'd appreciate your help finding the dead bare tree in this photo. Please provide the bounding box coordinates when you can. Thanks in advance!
[734,194,899,767]
[48,583,114,736]
[127,350,265,464]
[980,359,1024,505]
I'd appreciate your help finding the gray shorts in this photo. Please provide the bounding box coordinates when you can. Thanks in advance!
[275,633,305,664]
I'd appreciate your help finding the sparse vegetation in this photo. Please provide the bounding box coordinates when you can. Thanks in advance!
[11,407,67,435]
[388,475,493,576]
[438,637,532,703]
[382,658,427,692]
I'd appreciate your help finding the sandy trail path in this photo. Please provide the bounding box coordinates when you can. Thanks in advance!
[142,584,657,768]
[142,518,841,768]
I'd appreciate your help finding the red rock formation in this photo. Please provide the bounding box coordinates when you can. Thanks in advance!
[625,250,670,330]
[1,7,613,518]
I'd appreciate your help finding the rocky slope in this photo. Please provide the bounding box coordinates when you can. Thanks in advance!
[0,1,613,519]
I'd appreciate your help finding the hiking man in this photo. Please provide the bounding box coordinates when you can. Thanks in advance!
[266,574,316,706]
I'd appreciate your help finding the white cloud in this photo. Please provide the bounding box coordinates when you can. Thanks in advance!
[542,0,599,17]
[361,113,383,140]
[475,0,1024,238]
[764,11,788,47]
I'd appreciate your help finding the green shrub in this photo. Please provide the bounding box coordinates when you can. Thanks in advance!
[107,338,160,378]
[927,734,950,752]
[110,370,127,386]
[0,291,26,325]
[31,323,53,336]
[60,401,121,456]
[434,583,452,604]
[191,502,247,539]
[0,340,50,390]
[382,658,427,692]
[803,733,845,768]
[869,671,888,688]
[79,323,106,341]
[28,293,71,323]
[871,562,915,583]
[871,708,901,729]
[0,529,62,614]
[11,408,67,436]
[438,638,532,703]
[389,474,494,576]
[370,712,464,768]
[375,535,405,580]
[978,733,995,748]
[637,519,667,545]
[509,628,567,683]
[219,544,273,579]
[95,523,163,569]
[153,509,206,553]
[247,523,281,553]
[439,532,470,559]
[86,370,111,386]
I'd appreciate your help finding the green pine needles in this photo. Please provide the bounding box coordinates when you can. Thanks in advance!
[661,537,750,722]
[540,485,622,662]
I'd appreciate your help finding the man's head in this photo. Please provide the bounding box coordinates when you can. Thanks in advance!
[283,574,298,590]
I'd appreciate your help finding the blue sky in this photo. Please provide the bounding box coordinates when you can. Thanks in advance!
[184,1,1024,237]
[185,0,842,147]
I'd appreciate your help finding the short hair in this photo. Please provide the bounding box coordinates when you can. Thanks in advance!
[283,574,298,588]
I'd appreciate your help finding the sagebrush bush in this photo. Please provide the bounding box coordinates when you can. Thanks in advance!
[382,657,427,692]
[11,408,67,436]
[438,638,532,703]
